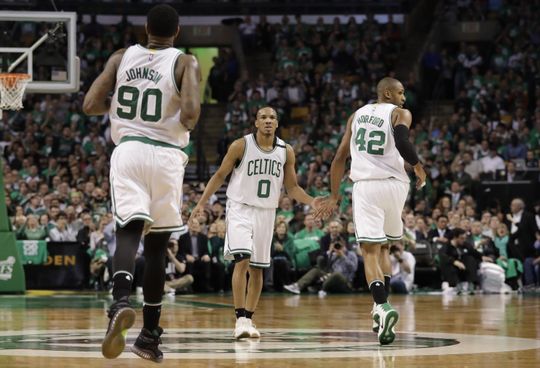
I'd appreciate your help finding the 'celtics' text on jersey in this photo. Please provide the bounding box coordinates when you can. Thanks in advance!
[226,134,287,208]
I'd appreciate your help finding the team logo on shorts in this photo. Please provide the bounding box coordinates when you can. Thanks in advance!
[0,328,538,359]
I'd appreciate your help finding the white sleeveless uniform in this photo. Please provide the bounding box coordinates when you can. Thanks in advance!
[224,134,287,267]
[349,103,410,243]
[109,45,189,233]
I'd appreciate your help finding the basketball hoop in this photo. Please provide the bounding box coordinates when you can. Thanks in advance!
[0,73,31,110]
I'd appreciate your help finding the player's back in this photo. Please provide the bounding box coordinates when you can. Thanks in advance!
[349,103,409,183]
[110,45,188,148]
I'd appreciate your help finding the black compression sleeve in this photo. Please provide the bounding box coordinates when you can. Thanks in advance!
[393,124,420,166]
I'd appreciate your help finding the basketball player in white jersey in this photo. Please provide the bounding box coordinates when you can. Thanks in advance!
[83,4,200,362]
[190,106,322,339]
[317,77,426,345]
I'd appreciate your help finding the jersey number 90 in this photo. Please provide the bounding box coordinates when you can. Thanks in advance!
[116,85,162,122]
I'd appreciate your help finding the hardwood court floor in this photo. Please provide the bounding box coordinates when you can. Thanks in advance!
[0,291,538,368]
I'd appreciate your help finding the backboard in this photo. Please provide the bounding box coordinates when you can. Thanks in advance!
[0,11,79,93]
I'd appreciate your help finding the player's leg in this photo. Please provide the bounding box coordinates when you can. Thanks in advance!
[102,219,144,359]
[379,244,392,297]
[353,180,398,345]
[374,179,410,344]
[129,145,186,361]
[224,201,255,339]
[103,143,153,359]
[371,244,391,333]
[243,207,275,338]
[232,256,251,338]
[101,142,153,358]
[130,231,170,363]
[366,242,399,345]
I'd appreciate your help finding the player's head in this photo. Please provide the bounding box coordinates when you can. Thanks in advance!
[377,77,405,107]
[146,4,180,39]
[254,107,278,136]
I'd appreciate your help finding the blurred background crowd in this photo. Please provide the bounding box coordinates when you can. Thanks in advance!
[1,0,539,294]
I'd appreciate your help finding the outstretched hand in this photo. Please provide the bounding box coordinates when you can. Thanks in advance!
[414,163,427,190]
[313,197,338,220]
[311,196,326,211]
[188,204,203,225]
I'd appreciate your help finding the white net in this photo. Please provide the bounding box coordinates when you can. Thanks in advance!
[0,73,31,110]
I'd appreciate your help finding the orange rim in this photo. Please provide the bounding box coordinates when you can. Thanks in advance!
[0,73,31,89]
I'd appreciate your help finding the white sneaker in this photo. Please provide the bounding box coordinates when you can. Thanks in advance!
[233,317,251,339]
[374,302,399,345]
[371,302,379,333]
[318,290,327,298]
[443,286,457,295]
[246,319,260,338]
[283,283,300,295]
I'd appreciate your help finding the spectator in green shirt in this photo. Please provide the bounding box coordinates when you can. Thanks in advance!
[295,213,325,241]
[18,214,48,241]
[307,175,330,198]
[276,196,295,224]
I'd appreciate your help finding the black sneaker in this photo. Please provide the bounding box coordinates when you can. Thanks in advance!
[131,327,164,362]
[101,296,136,359]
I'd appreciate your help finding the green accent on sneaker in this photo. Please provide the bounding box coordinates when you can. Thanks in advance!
[377,304,399,345]
[372,313,380,333]
[101,307,136,359]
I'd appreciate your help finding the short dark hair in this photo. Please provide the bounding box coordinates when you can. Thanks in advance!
[147,4,179,37]
[452,228,466,238]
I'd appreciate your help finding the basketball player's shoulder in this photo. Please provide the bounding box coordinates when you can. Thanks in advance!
[174,53,199,73]
[230,137,246,151]
[275,136,287,149]
[391,107,412,126]
[392,107,412,118]
[106,48,128,68]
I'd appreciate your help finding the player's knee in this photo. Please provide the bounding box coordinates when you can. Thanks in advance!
[233,253,251,263]
[248,266,263,278]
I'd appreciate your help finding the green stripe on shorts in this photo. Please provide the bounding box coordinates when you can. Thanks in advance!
[357,236,388,244]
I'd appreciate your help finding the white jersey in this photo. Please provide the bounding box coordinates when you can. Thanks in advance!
[349,103,409,183]
[226,134,287,209]
[110,45,189,148]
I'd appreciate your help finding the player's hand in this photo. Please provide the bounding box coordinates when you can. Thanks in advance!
[189,204,203,224]
[201,254,211,263]
[413,163,427,189]
[314,197,338,220]
[311,196,326,211]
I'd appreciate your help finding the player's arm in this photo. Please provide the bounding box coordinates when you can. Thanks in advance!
[189,138,244,221]
[391,108,426,189]
[330,114,353,202]
[314,114,353,219]
[283,145,315,206]
[83,49,125,116]
[175,54,202,131]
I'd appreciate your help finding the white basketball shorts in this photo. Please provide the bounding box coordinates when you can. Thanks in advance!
[224,199,275,268]
[110,139,188,233]
[352,178,409,243]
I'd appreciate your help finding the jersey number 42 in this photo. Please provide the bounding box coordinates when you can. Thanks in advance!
[355,128,385,155]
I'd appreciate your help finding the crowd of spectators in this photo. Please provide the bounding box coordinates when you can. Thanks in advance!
[2,4,539,294]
